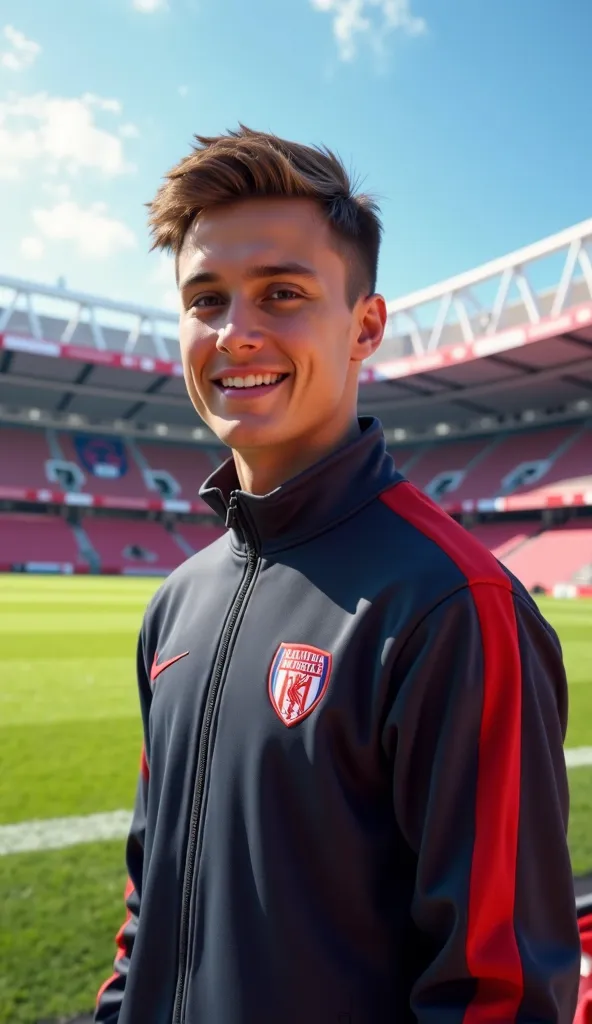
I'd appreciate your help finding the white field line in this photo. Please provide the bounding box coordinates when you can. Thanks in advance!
[1,748,591,857]
[0,810,132,856]
[565,747,592,769]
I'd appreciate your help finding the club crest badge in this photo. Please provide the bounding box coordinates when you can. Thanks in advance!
[268,643,332,727]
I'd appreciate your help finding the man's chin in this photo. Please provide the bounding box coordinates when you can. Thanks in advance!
[207,414,287,452]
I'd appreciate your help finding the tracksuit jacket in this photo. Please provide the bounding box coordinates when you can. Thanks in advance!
[95,416,580,1024]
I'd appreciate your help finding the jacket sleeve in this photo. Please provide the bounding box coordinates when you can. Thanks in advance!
[95,625,153,1024]
[382,582,580,1024]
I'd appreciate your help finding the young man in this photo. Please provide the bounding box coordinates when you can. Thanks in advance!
[95,127,580,1024]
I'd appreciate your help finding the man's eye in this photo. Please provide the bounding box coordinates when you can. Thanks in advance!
[268,288,300,301]
[192,294,222,308]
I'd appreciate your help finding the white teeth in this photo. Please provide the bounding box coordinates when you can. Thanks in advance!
[219,372,284,389]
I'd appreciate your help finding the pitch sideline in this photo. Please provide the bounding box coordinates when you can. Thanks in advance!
[1,748,591,856]
[0,810,132,856]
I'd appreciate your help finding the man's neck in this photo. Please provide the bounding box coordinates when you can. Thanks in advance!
[232,419,361,496]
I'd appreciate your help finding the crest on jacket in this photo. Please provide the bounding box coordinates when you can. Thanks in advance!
[268,643,332,727]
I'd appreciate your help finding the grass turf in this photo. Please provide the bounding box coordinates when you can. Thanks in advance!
[0,575,590,1023]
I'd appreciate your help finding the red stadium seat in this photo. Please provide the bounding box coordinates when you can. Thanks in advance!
[0,513,82,567]
[176,523,225,551]
[468,522,540,559]
[82,519,188,574]
[501,522,592,591]
[0,426,53,489]
[137,441,220,500]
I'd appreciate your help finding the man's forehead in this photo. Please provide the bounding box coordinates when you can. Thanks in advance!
[180,199,331,267]
[181,242,316,277]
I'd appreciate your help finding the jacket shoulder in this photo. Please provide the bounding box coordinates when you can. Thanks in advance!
[143,531,228,624]
[361,480,513,613]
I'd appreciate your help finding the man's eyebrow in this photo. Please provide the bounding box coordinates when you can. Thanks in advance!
[179,263,318,292]
[244,263,318,281]
[179,270,219,292]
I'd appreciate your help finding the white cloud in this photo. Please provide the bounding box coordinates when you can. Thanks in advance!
[178,85,189,98]
[41,181,72,200]
[119,122,140,138]
[20,235,44,260]
[310,0,426,61]
[1,25,41,72]
[0,91,136,179]
[133,0,168,11]
[31,201,137,259]
[81,93,123,114]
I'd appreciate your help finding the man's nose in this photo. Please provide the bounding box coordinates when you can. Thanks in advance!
[215,298,264,355]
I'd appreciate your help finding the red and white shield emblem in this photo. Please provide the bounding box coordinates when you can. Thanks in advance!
[268,643,332,727]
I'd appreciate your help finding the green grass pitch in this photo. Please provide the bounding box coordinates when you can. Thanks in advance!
[0,574,590,1023]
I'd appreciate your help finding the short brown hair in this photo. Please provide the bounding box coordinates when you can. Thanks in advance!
[147,125,382,307]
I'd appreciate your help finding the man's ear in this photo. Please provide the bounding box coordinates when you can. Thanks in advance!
[350,293,387,363]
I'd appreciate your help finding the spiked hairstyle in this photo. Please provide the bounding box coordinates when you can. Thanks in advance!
[147,125,382,307]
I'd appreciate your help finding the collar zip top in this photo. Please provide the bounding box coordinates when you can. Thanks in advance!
[200,417,398,555]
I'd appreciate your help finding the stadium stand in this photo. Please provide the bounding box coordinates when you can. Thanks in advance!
[0,425,53,489]
[0,512,82,569]
[391,423,592,504]
[466,521,541,560]
[55,431,151,498]
[396,437,487,495]
[501,521,592,592]
[525,424,592,495]
[136,440,219,500]
[82,518,188,574]
[0,425,224,500]
[2,421,590,588]
[177,522,226,552]
[1,422,589,508]
[450,425,587,502]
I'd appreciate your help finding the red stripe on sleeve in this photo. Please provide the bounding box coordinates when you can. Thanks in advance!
[96,877,135,1005]
[380,482,524,1021]
[140,743,149,782]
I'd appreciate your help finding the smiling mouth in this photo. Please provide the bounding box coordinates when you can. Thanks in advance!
[213,372,289,392]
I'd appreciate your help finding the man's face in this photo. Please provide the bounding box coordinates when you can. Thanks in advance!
[177,197,385,454]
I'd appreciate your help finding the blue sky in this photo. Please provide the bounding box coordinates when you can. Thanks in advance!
[0,0,590,314]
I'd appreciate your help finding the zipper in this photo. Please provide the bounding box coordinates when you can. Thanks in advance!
[172,491,258,1024]
[225,491,240,533]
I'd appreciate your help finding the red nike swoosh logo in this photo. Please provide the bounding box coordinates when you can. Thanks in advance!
[150,651,189,684]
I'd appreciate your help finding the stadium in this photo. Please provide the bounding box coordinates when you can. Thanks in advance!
[1,216,592,1022]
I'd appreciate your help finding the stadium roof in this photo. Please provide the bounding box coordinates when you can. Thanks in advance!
[1,217,591,445]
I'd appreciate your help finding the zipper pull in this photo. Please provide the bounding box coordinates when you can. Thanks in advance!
[225,492,238,530]
[225,490,250,548]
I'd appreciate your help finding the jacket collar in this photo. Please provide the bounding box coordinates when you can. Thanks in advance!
[199,417,400,554]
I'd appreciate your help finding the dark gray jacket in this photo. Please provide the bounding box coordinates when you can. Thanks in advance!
[95,417,579,1024]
